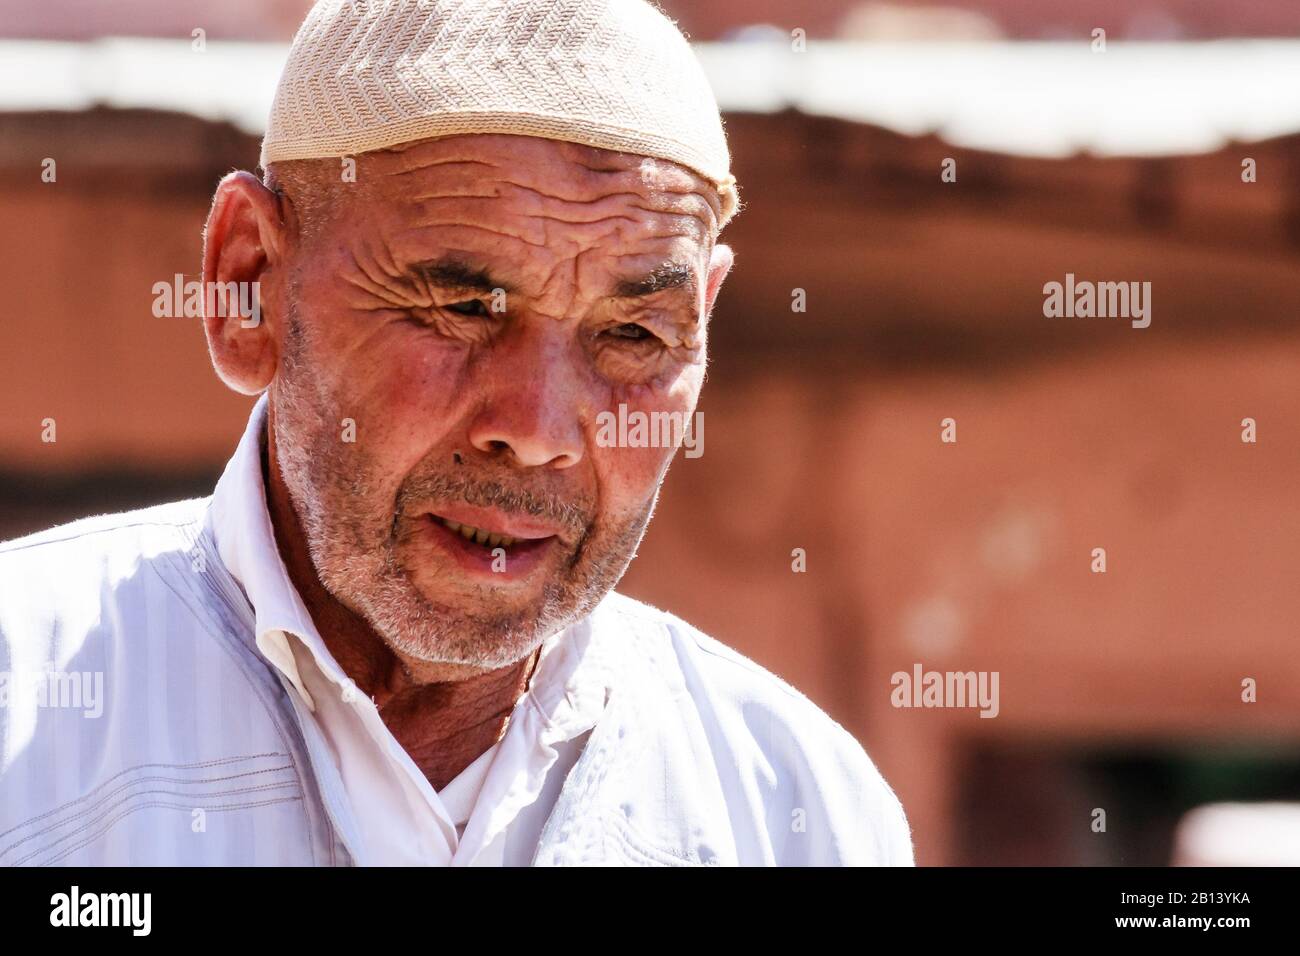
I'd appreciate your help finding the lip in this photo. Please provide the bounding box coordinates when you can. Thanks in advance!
[415,512,559,580]
[424,502,568,543]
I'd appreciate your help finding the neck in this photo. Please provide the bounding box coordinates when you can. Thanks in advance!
[262,406,538,790]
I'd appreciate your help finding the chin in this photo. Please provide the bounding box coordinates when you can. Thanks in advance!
[369,584,560,669]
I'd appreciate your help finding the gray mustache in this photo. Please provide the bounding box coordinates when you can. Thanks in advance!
[398,472,592,537]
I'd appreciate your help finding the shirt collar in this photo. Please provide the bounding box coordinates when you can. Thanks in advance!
[207,394,612,727]
[209,394,332,708]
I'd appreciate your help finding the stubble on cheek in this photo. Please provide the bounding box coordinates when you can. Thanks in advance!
[272,319,399,594]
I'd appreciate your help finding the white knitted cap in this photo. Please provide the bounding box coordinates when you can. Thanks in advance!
[261,0,739,227]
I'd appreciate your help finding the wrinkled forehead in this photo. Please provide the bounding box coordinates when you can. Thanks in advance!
[307,134,718,289]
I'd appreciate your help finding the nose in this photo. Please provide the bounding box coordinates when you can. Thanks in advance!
[466,322,585,470]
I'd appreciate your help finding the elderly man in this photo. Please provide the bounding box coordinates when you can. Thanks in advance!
[0,0,911,866]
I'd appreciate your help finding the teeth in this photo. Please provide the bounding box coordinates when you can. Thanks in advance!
[437,516,517,548]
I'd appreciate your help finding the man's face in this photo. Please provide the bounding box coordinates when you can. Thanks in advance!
[267,134,729,669]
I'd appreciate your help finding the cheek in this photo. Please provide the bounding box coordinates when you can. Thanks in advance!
[376,340,471,418]
[591,443,671,516]
[337,337,477,480]
[593,376,702,511]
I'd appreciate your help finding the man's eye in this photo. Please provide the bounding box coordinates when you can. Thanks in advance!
[606,323,654,341]
[443,299,490,317]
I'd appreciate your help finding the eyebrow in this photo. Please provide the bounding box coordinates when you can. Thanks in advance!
[411,257,698,302]
[614,261,698,300]
[410,258,514,295]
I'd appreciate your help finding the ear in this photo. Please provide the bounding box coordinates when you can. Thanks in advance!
[702,242,734,319]
[201,171,289,395]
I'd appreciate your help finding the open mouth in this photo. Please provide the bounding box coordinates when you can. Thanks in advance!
[433,516,523,550]
[425,511,558,559]
[417,507,564,577]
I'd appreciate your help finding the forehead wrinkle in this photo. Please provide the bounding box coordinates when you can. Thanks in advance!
[399,176,700,242]
[342,172,718,269]
[538,243,672,319]
[320,229,419,306]
[390,155,500,178]
[361,134,723,207]
[350,160,710,307]
[528,252,584,318]
[494,166,718,238]
[617,211,710,248]
[490,179,680,223]
[375,140,717,222]
[356,219,704,311]
[367,153,512,207]
[567,146,647,174]
[632,159,721,224]
[405,194,652,236]
[378,137,629,196]
[402,202,677,262]
[629,194,715,241]
[402,217,552,250]
[501,160,676,203]
[345,243,409,300]
[406,190,503,203]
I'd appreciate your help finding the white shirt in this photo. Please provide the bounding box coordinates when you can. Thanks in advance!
[209,397,604,865]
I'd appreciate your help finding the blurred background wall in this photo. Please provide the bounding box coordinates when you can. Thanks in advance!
[1,0,1298,864]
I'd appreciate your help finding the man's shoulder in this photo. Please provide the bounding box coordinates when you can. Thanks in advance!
[595,591,914,864]
[0,497,209,553]
[0,497,209,565]
[598,590,851,733]
[0,498,212,645]
[593,592,914,863]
